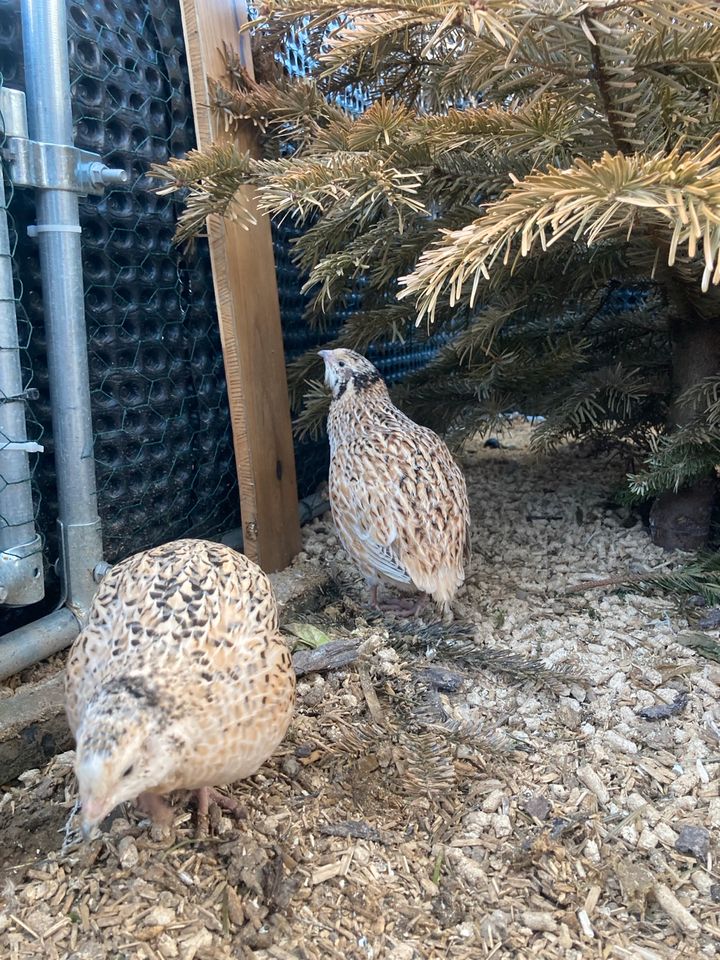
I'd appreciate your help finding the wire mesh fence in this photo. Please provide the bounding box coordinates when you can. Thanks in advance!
[0,9,46,631]
[68,1,241,563]
[1,0,242,633]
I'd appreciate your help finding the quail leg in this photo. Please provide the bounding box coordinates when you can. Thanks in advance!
[194,787,243,837]
[195,787,210,838]
[136,791,175,827]
[370,584,427,616]
[381,596,427,616]
[207,788,243,816]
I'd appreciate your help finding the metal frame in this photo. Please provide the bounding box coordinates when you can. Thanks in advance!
[0,0,125,679]
[0,86,44,608]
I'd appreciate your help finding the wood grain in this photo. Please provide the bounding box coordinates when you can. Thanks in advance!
[179,0,301,571]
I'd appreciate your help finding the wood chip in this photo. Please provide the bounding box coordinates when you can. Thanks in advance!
[637,759,674,785]
[653,883,701,936]
[577,765,609,804]
[577,909,594,938]
[520,910,557,932]
[10,916,39,940]
[584,885,602,915]
[311,861,346,885]
[359,666,385,724]
[612,948,664,960]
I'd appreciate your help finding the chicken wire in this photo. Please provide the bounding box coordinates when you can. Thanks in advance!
[0,53,45,631]
[1,0,240,633]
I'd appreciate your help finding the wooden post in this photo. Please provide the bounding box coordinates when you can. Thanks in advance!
[178,0,301,571]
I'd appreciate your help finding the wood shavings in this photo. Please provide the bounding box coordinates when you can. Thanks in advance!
[652,883,701,936]
[1,422,717,960]
[577,765,609,804]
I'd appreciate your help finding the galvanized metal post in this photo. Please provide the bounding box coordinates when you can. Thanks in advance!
[0,101,44,605]
[20,0,104,616]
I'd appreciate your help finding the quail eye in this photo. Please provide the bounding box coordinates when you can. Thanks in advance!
[122,764,134,778]
[338,361,346,368]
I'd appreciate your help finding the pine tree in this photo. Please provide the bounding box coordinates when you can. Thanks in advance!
[153,0,720,551]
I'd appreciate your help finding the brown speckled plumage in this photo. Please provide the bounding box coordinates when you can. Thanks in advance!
[65,538,295,834]
[319,349,470,614]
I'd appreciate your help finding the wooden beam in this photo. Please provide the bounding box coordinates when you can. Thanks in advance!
[178,0,301,572]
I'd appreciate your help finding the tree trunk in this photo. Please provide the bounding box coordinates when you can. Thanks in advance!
[649,312,720,550]
[649,479,715,550]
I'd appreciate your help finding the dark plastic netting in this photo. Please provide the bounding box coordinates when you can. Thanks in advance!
[1,0,240,632]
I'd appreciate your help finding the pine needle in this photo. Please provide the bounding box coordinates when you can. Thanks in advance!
[380,616,588,692]
[567,554,720,606]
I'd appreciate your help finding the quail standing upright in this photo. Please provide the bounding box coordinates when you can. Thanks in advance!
[65,538,296,838]
[319,348,470,615]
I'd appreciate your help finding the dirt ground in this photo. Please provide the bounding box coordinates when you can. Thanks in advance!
[1,421,719,960]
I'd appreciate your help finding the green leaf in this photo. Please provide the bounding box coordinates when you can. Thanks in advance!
[284,622,333,649]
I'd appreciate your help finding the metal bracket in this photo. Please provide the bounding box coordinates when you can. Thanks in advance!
[0,83,126,196]
[0,533,44,605]
[55,518,105,618]
[3,138,127,196]
[0,87,29,139]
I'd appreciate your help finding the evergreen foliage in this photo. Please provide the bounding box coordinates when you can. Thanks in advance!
[153,1,720,545]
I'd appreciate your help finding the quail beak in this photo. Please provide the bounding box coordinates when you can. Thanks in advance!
[81,819,97,842]
[80,796,111,840]
[318,349,332,361]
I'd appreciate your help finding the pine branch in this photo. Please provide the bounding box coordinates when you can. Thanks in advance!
[530,364,653,451]
[633,24,720,73]
[677,375,720,427]
[150,145,257,241]
[209,72,348,150]
[394,329,590,441]
[255,152,427,222]
[567,554,720,606]
[291,379,331,440]
[414,99,598,165]
[400,139,720,322]
[627,426,720,499]
[381,616,587,693]
[296,216,432,317]
[584,11,634,155]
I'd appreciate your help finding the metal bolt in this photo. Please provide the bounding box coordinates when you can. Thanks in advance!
[93,561,112,583]
[98,165,128,186]
[78,161,128,191]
